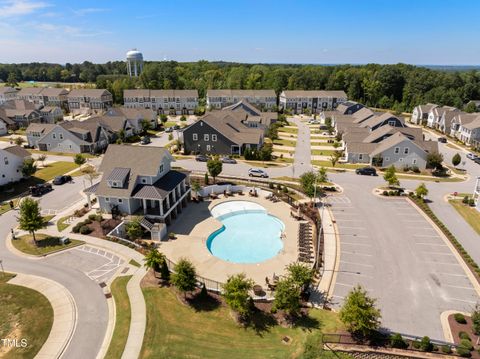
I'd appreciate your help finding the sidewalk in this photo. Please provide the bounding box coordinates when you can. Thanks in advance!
[8,273,77,359]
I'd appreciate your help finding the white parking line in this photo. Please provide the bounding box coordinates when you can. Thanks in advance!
[335,283,354,288]
[448,297,477,305]
[342,251,372,257]
[338,234,369,238]
[445,285,476,291]
[341,242,371,247]
[331,294,345,299]
[402,220,428,223]
[339,226,367,230]
[421,252,453,256]
[438,272,468,277]
[416,243,447,246]
[414,234,439,238]
[340,260,374,268]
[339,272,374,278]
[422,261,459,266]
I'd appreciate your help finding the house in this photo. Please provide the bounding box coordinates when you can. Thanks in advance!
[0,87,18,105]
[16,87,68,108]
[458,117,480,145]
[105,107,157,132]
[221,100,277,132]
[206,89,276,110]
[84,144,190,227]
[279,90,347,114]
[336,101,365,115]
[0,142,32,186]
[182,111,264,155]
[450,112,478,138]
[352,107,375,124]
[0,118,7,135]
[411,104,438,125]
[438,110,458,134]
[67,89,113,113]
[123,89,198,115]
[0,110,16,134]
[40,106,64,123]
[359,113,405,131]
[0,100,41,127]
[427,106,457,128]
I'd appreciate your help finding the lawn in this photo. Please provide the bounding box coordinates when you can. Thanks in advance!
[140,286,344,359]
[0,199,18,215]
[395,174,463,182]
[28,149,96,158]
[311,149,337,156]
[164,121,177,127]
[12,234,84,256]
[311,142,335,147]
[129,259,141,267]
[35,161,80,181]
[0,273,54,359]
[273,139,297,147]
[449,200,480,235]
[311,161,365,170]
[278,127,298,134]
[56,216,71,232]
[104,275,132,359]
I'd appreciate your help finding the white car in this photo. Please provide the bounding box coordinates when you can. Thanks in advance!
[467,153,478,160]
[248,168,269,178]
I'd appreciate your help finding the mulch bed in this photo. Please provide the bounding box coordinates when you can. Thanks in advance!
[448,314,480,358]
[86,218,121,239]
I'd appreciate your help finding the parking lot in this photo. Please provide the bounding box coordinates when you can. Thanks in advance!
[330,193,480,340]
[45,245,124,284]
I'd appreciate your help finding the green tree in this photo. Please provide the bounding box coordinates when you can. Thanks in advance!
[21,158,37,177]
[222,273,254,319]
[471,304,480,335]
[272,278,301,317]
[37,154,47,167]
[141,119,151,134]
[125,218,144,240]
[285,262,314,291]
[171,258,197,299]
[383,165,399,187]
[18,198,45,245]
[339,285,381,338]
[452,153,461,167]
[160,114,168,124]
[317,167,328,183]
[14,137,24,146]
[426,152,444,170]
[191,180,201,199]
[207,157,222,183]
[300,171,317,199]
[415,183,428,199]
[6,72,18,87]
[143,248,166,277]
[330,151,342,167]
[74,154,86,166]
[180,115,187,121]
[464,102,477,113]
[267,123,279,141]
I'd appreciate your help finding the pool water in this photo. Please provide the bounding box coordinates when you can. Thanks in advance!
[207,202,285,264]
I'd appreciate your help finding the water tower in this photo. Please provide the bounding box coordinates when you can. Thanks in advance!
[126,49,143,77]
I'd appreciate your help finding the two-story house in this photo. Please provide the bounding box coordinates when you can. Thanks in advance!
[206,89,277,110]
[16,87,68,108]
[411,104,438,125]
[0,100,41,127]
[123,89,199,115]
[279,90,347,114]
[40,106,64,123]
[0,87,18,105]
[67,89,113,113]
[85,144,190,227]
[0,142,32,186]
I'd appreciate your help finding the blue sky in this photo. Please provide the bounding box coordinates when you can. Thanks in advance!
[1,0,479,65]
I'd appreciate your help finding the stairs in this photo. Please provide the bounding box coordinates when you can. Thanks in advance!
[139,217,155,232]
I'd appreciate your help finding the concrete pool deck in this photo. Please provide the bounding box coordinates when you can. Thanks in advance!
[160,194,301,287]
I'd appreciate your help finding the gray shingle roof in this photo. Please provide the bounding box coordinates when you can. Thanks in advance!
[106,167,131,183]
[208,89,275,97]
[132,171,186,200]
[281,90,347,98]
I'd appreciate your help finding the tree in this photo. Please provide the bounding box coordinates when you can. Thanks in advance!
[168,133,173,141]
[37,154,47,167]
[143,248,166,277]
[452,152,461,167]
[464,101,477,113]
[267,123,279,141]
[286,262,314,291]
[330,151,342,167]
[383,165,399,187]
[160,114,168,125]
[81,165,99,186]
[339,285,381,338]
[415,183,428,199]
[14,137,24,146]
[300,171,317,199]
[472,304,480,335]
[426,152,444,170]
[125,218,143,240]
[74,154,86,166]
[207,157,222,183]
[6,72,18,87]
[222,273,254,319]
[171,258,197,299]
[180,115,187,121]
[141,119,151,134]
[272,278,301,317]
[18,198,45,245]
[191,180,201,199]
[21,158,37,177]
[317,167,328,183]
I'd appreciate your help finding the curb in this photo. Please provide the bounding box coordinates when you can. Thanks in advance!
[440,310,470,343]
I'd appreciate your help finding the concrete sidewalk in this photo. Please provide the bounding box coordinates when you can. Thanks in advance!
[8,273,77,359]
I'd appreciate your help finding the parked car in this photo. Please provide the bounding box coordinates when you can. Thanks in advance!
[165,127,173,133]
[221,157,237,164]
[467,153,478,160]
[173,125,180,130]
[308,119,320,124]
[195,154,210,162]
[355,167,377,176]
[474,157,480,165]
[53,175,72,185]
[248,168,269,178]
[437,137,447,143]
[140,136,151,145]
[29,183,53,196]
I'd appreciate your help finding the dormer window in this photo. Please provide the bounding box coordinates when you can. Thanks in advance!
[160,164,164,173]
[142,178,146,184]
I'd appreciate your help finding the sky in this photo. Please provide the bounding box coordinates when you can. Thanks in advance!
[1,0,479,65]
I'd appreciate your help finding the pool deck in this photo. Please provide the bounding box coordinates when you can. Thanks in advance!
[161,193,301,287]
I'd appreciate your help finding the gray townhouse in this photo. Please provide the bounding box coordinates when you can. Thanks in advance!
[16,87,69,108]
[67,89,113,113]
[335,101,365,115]
[221,100,277,133]
[206,89,277,110]
[106,107,157,132]
[279,90,347,114]
[84,144,191,229]
[0,100,41,128]
[426,106,458,128]
[411,103,438,125]
[123,89,198,115]
[39,106,64,123]
[0,86,18,105]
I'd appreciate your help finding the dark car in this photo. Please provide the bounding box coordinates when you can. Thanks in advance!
[173,125,180,130]
[195,154,210,162]
[53,175,72,185]
[165,127,173,133]
[221,157,237,164]
[355,167,377,176]
[29,183,53,196]
[474,157,480,165]
[140,136,151,145]
[438,137,447,143]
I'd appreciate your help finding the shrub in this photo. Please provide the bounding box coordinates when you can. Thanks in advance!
[459,331,471,341]
[463,195,470,204]
[412,340,420,349]
[441,345,452,354]
[402,165,410,172]
[88,214,97,221]
[268,182,274,189]
[469,199,475,206]
[390,333,408,349]
[282,186,289,194]
[168,232,176,239]
[456,346,472,357]
[83,218,92,224]
[411,165,420,173]
[388,191,395,196]
[455,313,467,324]
[79,225,92,235]
[72,224,81,233]
[459,339,474,351]
[419,336,433,352]
[383,190,388,196]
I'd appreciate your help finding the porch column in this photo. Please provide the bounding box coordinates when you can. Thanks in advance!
[171,190,176,204]
[142,198,147,215]
[159,199,164,216]
[166,196,170,211]
[86,193,92,210]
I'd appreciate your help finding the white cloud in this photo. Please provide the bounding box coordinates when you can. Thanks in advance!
[73,7,109,16]
[0,0,49,18]
[31,21,112,37]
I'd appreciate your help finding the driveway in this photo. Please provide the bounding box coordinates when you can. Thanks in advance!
[37,176,88,215]
[329,188,479,340]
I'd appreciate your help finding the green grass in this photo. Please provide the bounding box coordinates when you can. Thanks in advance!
[140,286,344,359]
[56,216,71,232]
[278,127,298,134]
[243,161,289,168]
[12,234,84,256]
[35,161,80,181]
[0,272,54,359]
[129,259,141,268]
[311,141,335,147]
[273,139,297,147]
[28,149,96,158]
[42,214,55,223]
[449,200,480,235]
[164,121,177,127]
[395,174,464,182]
[311,149,337,156]
[104,275,132,359]
[311,161,365,169]
[0,199,18,215]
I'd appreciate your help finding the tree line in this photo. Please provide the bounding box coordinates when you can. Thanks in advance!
[2,61,480,111]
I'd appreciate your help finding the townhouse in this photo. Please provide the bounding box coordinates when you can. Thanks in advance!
[123,89,198,115]
[67,89,113,113]
[206,89,276,110]
[39,106,64,124]
[106,107,157,132]
[279,90,347,114]
[0,100,41,127]
[16,87,68,108]
[411,103,438,125]
[0,142,32,186]
[426,106,458,129]
[221,100,277,133]
[0,87,18,105]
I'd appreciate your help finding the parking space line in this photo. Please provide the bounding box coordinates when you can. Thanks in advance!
[421,252,453,256]
[335,283,354,288]
[422,261,459,266]
[416,243,447,246]
[342,251,372,257]
[341,242,371,247]
[448,297,477,305]
[340,226,367,230]
[402,220,428,223]
[438,272,468,277]
[338,234,369,238]
[331,294,345,299]
[414,234,440,238]
[340,260,374,268]
[445,285,476,291]
[339,272,373,278]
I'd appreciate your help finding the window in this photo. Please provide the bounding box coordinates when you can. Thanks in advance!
[160,164,164,173]
[385,157,390,161]
[404,148,409,154]
[192,133,198,141]
[142,178,146,184]
[52,133,56,139]
[358,154,363,160]
[3,157,8,165]
[212,134,217,142]
[394,147,400,154]
[399,158,403,162]
[118,199,123,203]
[105,198,110,202]
[206,145,211,151]
[412,159,417,165]
[59,133,63,140]
[204,134,209,141]
[388,120,396,126]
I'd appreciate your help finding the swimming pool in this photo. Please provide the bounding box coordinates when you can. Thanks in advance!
[207,201,285,264]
